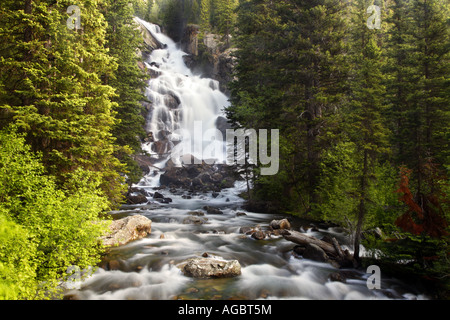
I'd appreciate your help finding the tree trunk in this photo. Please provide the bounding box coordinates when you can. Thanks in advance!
[23,0,33,108]
[353,149,368,264]
[24,0,33,43]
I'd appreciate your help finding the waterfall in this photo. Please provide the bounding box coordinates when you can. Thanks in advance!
[64,19,428,301]
[136,18,230,165]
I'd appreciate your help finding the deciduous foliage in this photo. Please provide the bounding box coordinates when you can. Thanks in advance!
[0,128,109,299]
[396,166,448,238]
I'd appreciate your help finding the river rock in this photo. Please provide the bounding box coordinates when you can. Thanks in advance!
[101,215,152,247]
[293,245,306,256]
[153,191,164,199]
[320,234,335,244]
[270,219,291,230]
[302,243,329,263]
[251,230,266,240]
[126,193,148,205]
[151,139,171,155]
[181,257,241,278]
[164,92,181,109]
[203,206,224,215]
[134,154,157,176]
[239,226,253,234]
[183,216,208,225]
[329,272,347,283]
[188,211,205,216]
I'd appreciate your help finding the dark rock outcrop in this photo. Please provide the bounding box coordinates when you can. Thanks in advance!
[215,116,232,139]
[180,27,237,95]
[159,155,238,193]
[181,24,199,56]
[134,18,163,56]
[126,194,148,205]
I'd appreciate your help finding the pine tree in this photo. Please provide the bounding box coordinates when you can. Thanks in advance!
[159,0,185,41]
[227,0,349,213]
[408,0,449,196]
[384,0,416,167]
[103,0,149,185]
[347,0,390,263]
[216,0,238,43]
[200,0,211,33]
[0,0,126,206]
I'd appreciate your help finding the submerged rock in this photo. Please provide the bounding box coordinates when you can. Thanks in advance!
[239,226,253,234]
[183,216,208,225]
[180,257,241,279]
[101,215,152,247]
[329,272,347,283]
[203,206,224,215]
[188,211,205,216]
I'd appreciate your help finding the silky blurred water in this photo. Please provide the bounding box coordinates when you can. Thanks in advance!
[64,19,428,301]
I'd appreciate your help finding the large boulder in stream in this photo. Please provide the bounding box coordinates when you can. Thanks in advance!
[270,219,291,230]
[203,206,224,215]
[180,256,242,279]
[302,243,330,263]
[101,215,152,247]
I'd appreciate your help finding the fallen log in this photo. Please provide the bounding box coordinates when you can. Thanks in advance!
[281,230,338,256]
[281,229,356,267]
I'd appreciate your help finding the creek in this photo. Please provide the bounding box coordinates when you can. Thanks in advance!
[67,19,427,300]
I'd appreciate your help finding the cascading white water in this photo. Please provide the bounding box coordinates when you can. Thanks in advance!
[65,19,428,301]
[136,18,230,164]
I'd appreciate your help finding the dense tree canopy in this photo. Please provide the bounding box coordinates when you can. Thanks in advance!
[226,0,449,292]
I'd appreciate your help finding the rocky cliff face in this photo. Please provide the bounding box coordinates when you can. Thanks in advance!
[134,18,163,61]
[134,19,236,95]
[181,24,199,57]
[181,25,237,95]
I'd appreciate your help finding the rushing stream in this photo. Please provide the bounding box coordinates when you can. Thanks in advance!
[65,19,428,301]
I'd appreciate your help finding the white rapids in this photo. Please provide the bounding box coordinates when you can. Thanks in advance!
[64,18,428,301]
